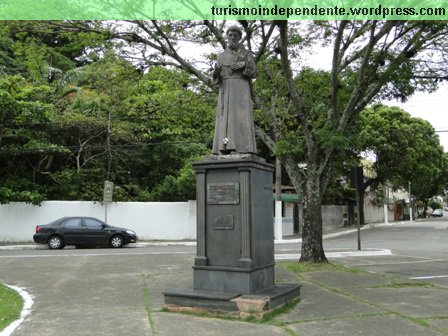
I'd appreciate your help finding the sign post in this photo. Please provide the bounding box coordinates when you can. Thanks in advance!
[103,181,114,223]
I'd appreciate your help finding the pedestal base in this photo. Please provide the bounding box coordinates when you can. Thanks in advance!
[163,283,301,316]
[164,155,302,317]
[193,264,275,294]
[192,156,275,293]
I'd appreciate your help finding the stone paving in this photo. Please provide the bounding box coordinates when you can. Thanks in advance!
[1,251,448,335]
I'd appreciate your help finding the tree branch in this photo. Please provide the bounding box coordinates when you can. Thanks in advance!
[204,20,226,49]
[255,21,277,63]
[329,21,348,120]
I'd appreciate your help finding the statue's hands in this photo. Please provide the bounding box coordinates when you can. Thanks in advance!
[212,64,222,77]
[231,61,245,70]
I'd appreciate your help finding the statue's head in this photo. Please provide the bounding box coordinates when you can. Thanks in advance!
[226,25,242,49]
[226,25,243,38]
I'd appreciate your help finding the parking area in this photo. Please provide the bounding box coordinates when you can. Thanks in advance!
[1,220,447,336]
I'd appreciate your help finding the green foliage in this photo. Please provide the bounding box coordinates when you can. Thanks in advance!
[428,199,443,210]
[356,104,446,200]
[2,20,447,215]
[0,33,25,76]
[47,169,106,201]
[316,127,349,151]
[128,66,214,143]
[0,187,45,205]
[0,74,60,203]
[280,261,366,274]
[150,161,204,200]
[0,75,54,122]
[0,29,214,203]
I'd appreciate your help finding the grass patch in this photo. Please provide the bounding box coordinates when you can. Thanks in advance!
[385,279,435,289]
[250,299,300,324]
[280,261,366,275]
[141,274,156,335]
[365,276,440,289]
[0,283,23,331]
[405,316,431,328]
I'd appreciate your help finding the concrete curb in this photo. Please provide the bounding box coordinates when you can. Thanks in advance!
[0,285,33,336]
[275,248,392,260]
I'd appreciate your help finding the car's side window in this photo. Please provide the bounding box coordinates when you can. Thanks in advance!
[84,218,103,229]
[63,218,83,228]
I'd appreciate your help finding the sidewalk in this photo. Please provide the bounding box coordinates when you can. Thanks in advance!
[4,253,448,336]
[271,265,448,336]
[148,266,448,336]
[3,220,448,336]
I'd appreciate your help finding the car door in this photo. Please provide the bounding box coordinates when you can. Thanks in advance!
[61,218,86,244]
[83,218,109,245]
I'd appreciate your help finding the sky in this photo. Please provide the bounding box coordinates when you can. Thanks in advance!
[304,47,448,152]
[392,84,448,151]
[184,26,448,152]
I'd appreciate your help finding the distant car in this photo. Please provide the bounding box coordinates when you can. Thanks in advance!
[431,209,443,217]
[33,217,138,249]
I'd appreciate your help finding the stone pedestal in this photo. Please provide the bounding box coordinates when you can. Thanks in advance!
[164,154,301,313]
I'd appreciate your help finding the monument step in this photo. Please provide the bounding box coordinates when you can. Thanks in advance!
[163,283,301,317]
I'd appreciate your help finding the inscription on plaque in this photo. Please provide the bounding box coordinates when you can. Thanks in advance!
[207,182,240,204]
[214,215,234,230]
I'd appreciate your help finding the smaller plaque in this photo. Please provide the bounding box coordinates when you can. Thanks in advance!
[214,215,234,230]
[207,182,240,204]
[103,180,114,203]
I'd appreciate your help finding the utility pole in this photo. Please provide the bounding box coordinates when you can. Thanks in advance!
[351,166,362,251]
[384,183,389,225]
[355,175,361,251]
[106,110,112,180]
[409,181,413,222]
[105,72,114,223]
[274,158,283,240]
[104,110,112,223]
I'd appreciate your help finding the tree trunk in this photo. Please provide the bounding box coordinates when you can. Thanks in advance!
[300,171,328,263]
[282,158,328,263]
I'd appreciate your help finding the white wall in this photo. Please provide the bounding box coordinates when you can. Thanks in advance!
[291,203,394,235]
[0,201,197,242]
[282,204,348,235]
[364,203,393,224]
[322,205,348,230]
[0,200,396,242]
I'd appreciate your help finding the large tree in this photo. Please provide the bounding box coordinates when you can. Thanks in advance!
[355,104,447,222]
[23,21,448,261]
[0,23,215,203]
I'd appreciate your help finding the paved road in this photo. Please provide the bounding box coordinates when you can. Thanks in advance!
[325,219,448,286]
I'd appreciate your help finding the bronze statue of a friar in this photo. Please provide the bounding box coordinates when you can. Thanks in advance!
[212,25,258,155]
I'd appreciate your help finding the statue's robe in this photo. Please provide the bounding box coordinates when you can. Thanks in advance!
[212,46,258,155]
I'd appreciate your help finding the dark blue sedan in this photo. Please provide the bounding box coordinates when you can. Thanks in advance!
[33,216,138,249]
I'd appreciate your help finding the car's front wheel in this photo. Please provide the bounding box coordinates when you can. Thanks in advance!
[110,235,124,248]
[48,235,64,249]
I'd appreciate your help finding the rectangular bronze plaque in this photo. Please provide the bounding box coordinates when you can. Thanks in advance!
[207,182,240,205]
[213,215,234,230]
